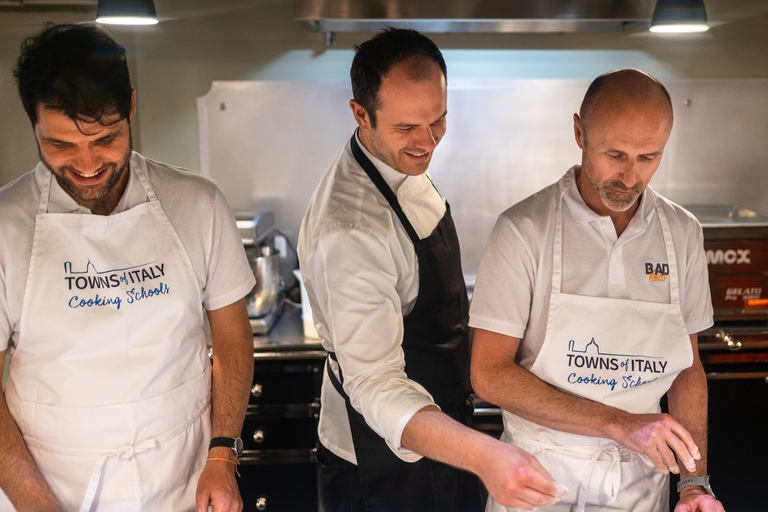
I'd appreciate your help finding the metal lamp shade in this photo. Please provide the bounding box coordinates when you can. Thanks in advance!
[96,0,158,25]
[650,0,708,32]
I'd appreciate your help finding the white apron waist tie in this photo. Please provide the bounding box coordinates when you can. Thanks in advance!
[68,392,208,512]
[79,438,159,512]
[507,431,654,512]
[10,382,211,512]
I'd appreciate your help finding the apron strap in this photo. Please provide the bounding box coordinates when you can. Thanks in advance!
[654,202,681,305]
[76,391,210,511]
[79,438,159,512]
[37,169,54,215]
[131,153,160,203]
[349,133,421,244]
[551,190,566,294]
[325,351,348,398]
[576,445,621,512]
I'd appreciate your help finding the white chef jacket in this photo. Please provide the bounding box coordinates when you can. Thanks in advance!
[0,152,256,353]
[298,134,447,464]
[469,165,713,371]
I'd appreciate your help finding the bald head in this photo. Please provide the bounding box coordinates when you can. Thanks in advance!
[579,69,673,144]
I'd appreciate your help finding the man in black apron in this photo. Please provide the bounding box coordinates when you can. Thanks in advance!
[298,28,565,512]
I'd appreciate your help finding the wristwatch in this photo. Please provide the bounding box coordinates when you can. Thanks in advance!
[209,437,244,458]
[677,475,716,499]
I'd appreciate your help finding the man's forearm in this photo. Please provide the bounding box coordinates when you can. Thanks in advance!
[667,358,709,477]
[0,354,62,511]
[401,406,566,509]
[401,405,495,474]
[207,300,254,440]
[197,300,254,511]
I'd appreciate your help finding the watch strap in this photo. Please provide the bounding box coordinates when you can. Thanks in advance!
[677,475,715,499]
[208,437,242,457]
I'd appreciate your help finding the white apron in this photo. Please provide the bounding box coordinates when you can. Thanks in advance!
[2,156,211,512]
[489,186,693,512]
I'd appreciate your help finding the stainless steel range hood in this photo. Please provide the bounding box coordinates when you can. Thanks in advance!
[295,0,658,33]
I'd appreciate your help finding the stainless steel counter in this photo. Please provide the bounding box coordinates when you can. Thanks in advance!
[253,305,325,358]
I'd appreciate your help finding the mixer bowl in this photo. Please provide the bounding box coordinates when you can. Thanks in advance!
[245,252,280,318]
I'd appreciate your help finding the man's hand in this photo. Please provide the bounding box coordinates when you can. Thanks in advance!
[401,406,566,510]
[611,412,700,474]
[477,442,568,510]
[675,488,725,512]
[194,455,243,512]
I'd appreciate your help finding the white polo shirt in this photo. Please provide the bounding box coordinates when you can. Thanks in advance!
[469,166,713,371]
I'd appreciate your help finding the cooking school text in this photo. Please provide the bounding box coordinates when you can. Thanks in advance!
[565,338,665,391]
[63,259,170,311]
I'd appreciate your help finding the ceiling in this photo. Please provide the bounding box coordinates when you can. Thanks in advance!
[2,0,768,31]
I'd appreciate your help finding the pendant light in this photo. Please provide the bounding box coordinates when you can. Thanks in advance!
[96,0,159,25]
[649,0,708,33]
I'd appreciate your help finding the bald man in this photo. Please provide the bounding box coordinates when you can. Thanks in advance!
[469,69,725,512]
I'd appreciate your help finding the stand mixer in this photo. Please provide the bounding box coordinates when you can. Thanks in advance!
[236,211,283,334]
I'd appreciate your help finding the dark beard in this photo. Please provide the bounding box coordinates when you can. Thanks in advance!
[40,136,132,212]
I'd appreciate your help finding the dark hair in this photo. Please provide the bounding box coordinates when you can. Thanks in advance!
[579,69,673,144]
[14,23,132,127]
[351,28,446,127]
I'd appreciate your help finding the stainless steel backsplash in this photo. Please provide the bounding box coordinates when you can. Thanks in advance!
[198,78,768,274]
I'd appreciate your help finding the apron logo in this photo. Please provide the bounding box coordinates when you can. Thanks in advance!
[645,262,668,282]
[566,338,666,391]
[64,259,170,311]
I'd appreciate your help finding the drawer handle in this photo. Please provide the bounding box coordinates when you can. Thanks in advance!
[251,384,263,398]
[255,496,267,510]
[253,429,265,443]
[706,371,768,381]
[716,330,742,351]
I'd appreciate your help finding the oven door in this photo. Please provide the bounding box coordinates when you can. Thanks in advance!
[695,324,768,510]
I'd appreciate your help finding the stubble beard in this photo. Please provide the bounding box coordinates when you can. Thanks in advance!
[365,127,432,176]
[366,128,402,173]
[583,155,645,213]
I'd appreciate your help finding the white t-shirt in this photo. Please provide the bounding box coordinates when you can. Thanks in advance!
[469,166,714,371]
[298,134,447,464]
[0,152,256,353]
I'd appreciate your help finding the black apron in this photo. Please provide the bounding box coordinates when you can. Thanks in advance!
[321,134,483,512]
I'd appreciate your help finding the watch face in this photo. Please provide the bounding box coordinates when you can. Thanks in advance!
[234,437,244,457]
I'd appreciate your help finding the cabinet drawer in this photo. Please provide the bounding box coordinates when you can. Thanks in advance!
[238,462,317,512]
[250,363,322,404]
[243,416,317,451]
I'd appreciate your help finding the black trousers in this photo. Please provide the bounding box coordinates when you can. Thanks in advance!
[316,442,365,512]
[316,442,486,512]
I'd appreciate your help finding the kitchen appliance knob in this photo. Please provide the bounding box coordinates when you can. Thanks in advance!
[255,497,267,510]
[716,330,742,351]
[251,384,263,398]
[253,430,265,443]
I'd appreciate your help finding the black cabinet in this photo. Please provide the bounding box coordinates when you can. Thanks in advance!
[238,463,318,512]
[706,376,768,509]
[238,352,325,512]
